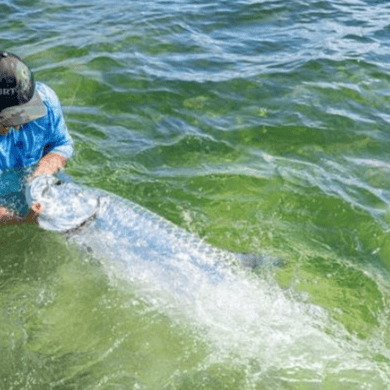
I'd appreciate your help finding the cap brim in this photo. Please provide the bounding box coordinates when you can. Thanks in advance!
[0,89,47,126]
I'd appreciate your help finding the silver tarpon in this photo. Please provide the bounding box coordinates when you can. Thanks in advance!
[24,175,343,370]
[25,174,260,287]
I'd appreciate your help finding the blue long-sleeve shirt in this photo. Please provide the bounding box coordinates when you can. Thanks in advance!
[0,82,73,214]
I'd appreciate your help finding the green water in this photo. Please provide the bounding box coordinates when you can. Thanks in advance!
[2,0,390,388]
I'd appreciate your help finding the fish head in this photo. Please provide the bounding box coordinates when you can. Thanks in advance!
[25,174,101,232]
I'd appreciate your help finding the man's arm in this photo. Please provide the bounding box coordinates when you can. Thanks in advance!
[31,152,67,178]
[20,84,72,225]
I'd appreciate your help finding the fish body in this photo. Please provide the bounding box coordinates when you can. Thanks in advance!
[25,174,243,288]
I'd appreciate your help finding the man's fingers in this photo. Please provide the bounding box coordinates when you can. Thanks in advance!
[31,202,43,214]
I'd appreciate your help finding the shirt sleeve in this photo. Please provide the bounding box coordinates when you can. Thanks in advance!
[39,84,74,160]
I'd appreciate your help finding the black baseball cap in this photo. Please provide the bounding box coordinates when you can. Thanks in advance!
[0,52,47,126]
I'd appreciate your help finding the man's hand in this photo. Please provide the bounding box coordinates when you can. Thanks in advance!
[0,203,44,226]
[0,206,23,226]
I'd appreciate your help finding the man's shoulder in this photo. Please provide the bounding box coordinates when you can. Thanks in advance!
[36,82,61,108]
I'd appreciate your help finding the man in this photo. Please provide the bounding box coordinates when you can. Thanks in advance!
[0,51,73,225]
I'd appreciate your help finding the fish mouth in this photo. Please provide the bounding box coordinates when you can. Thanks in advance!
[60,204,99,235]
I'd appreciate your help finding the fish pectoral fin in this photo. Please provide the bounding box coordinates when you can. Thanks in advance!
[235,252,283,269]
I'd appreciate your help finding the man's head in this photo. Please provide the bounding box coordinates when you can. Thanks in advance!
[0,52,47,129]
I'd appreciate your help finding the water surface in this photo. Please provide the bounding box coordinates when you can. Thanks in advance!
[2,0,390,389]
